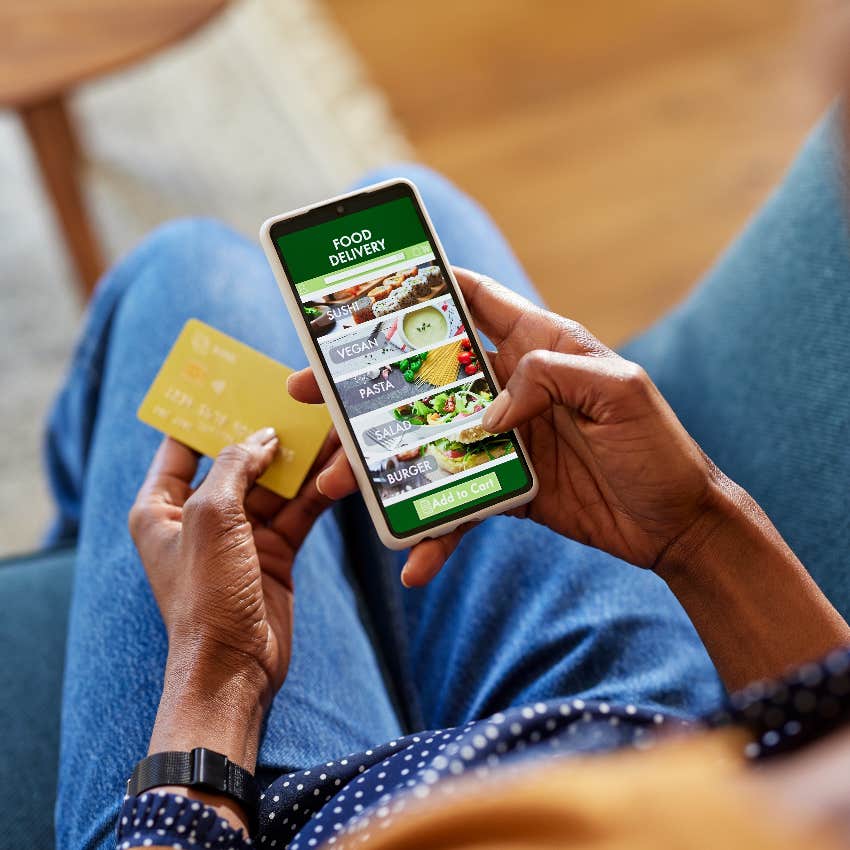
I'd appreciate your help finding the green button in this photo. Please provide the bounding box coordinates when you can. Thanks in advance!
[413,470,502,520]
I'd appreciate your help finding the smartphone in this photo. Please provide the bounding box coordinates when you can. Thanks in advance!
[260,179,538,550]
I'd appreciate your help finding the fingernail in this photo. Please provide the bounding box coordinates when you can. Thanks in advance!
[482,391,510,432]
[400,563,412,587]
[315,468,329,496]
[249,427,277,445]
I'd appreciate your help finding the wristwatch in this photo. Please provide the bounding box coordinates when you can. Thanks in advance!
[127,748,259,828]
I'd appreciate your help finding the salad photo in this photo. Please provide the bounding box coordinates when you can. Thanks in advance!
[392,378,493,426]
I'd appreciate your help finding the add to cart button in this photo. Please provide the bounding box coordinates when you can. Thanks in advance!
[413,471,502,521]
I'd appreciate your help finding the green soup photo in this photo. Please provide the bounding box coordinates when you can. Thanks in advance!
[402,305,448,349]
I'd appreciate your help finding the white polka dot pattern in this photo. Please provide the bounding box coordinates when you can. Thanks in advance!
[116,790,250,849]
[117,647,850,849]
[716,646,850,760]
[118,699,676,850]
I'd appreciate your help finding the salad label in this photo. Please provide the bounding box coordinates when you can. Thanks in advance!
[362,418,415,446]
[355,378,495,456]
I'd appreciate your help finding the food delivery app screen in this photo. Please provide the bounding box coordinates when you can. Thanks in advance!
[274,194,532,536]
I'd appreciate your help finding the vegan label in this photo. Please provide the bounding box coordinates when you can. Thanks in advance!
[328,332,389,364]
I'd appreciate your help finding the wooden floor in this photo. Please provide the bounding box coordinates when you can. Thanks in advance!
[328,0,827,344]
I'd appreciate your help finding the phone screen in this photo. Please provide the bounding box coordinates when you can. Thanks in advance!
[270,183,534,537]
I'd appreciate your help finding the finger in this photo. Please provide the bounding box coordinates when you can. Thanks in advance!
[192,427,279,508]
[314,446,358,501]
[264,453,349,561]
[252,524,298,581]
[140,436,200,503]
[481,350,648,433]
[309,427,342,476]
[265,435,351,536]
[452,267,540,349]
[482,349,509,387]
[287,368,324,404]
[453,267,608,357]
[401,523,476,587]
[264,485,329,569]
[245,427,339,522]
[129,437,200,539]
[245,483,285,522]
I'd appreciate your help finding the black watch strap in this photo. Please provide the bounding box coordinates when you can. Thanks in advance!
[127,749,258,825]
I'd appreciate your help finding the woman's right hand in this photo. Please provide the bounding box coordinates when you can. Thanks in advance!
[291,269,850,689]
[290,268,737,586]
[447,268,726,577]
[411,272,849,692]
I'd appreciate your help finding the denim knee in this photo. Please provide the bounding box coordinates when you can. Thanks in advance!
[112,217,273,328]
[131,217,252,283]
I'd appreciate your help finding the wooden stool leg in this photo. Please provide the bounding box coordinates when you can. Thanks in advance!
[52,97,82,164]
[20,96,104,298]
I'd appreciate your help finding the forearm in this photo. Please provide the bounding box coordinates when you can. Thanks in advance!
[150,645,267,768]
[657,474,850,692]
[141,644,270,835]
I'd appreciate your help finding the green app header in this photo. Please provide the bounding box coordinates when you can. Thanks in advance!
[276,196,429,292]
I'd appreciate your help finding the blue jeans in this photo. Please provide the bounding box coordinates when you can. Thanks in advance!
[51,114,850,850]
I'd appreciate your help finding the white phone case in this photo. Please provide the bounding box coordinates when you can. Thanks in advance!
[260,178,538,550]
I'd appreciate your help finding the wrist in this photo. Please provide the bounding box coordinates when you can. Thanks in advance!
[653,469,758,582]
[166,631,276,707]
[149,643,270,772]
[653,469,850,690]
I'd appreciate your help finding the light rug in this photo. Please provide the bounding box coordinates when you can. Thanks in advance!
[0,0,412,555]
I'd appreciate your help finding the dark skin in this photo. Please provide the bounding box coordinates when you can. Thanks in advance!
[128,268,850,842]
[128,426,350,831]
[291,269,850,688]
[130,427,344,702]
[301,268,722,580]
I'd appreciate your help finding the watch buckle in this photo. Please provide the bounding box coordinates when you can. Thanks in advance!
[190,747,228,791]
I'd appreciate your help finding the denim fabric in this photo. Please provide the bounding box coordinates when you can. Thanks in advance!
[51,113,850,849]
[49,222,403,850]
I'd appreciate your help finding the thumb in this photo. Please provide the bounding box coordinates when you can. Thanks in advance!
[481,350,648,432]
[196,427,280,507]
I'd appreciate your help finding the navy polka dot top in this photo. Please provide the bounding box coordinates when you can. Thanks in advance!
[116,646,850,850]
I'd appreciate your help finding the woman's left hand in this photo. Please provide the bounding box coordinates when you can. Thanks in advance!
[130,427,341,705]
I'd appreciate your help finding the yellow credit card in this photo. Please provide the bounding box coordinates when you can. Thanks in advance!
[138,319,331,499]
